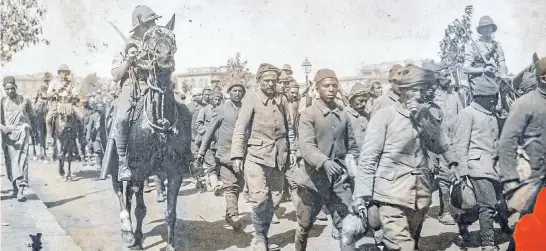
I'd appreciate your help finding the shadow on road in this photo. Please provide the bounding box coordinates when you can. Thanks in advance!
[44,195,85,208]
[418,228,511,251]
[144,216,254,251]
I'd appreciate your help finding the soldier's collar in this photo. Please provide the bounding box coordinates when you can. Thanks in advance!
[395,102,411,118]
[387,90,400,102]
[470,102,493,115]
[316,99,340,117]
[257,90,280,105]
[345,106,359,117]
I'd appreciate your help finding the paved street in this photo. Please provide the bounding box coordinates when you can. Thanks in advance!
[2,158,512,251]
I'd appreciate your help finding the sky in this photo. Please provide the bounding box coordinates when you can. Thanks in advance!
[2,0,545,81]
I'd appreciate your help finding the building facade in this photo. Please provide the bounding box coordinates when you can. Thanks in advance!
[172,66,228,93]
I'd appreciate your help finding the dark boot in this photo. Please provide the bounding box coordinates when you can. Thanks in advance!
[295,228,309,251]
[225,193,242,231]
[115,122,131,182]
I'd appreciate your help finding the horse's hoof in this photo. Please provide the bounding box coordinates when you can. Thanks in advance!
[32,156,39,161]
[165,245,176,251]
[121,231,135,244]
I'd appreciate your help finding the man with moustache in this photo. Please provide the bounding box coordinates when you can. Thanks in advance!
[198,80,246,231]
[231,63,296,251]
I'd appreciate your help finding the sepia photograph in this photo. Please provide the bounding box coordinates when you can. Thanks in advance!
[1,0,546,250]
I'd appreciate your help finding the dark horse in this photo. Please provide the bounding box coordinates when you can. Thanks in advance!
[104,16,192,251]
[54,99,79,181]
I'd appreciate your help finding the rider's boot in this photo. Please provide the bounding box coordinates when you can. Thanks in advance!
[45,120,54,147]
[116,124,131,182]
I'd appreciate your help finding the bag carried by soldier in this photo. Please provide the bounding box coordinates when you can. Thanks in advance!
[341,210,368,246]
[450,177,479,224]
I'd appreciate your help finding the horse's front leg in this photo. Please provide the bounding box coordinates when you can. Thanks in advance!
[58,141,65,178]
[129,181,146,250]
[165,173,183,251]
[155,175,166,202]
[66,144,72,181]
[120,181,135,246]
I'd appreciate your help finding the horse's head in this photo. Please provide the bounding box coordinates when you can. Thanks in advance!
[137,15,177,72]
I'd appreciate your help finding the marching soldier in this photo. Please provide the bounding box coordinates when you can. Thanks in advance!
[109,5,162,181]
[196,90,222,193]
[198,80,246,231]
[423,62,463,225]
[281,64,293,76]
[370,64,403,115]
[231,63,296,251]
[293,69,359,251]
[277,71,290,96]
[452,75,504,251]
[353,65,457,250]
[463,15,508,89]
[345,82,372,149]
[499,57,546,251]
[370,80,383,99]
[188,88,207,157]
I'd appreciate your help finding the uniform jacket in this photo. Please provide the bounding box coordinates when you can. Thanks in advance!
[195,104,218,149]
[453,102,500,181]
[499,90,546,182]
[199,100,240,165]
[370,90,399,116]
[296,100,359,193]
[353,103,456,210]
[345,106,368,149]
[231,90,296,168]
[86,112,101,142]
[433,89,463,134]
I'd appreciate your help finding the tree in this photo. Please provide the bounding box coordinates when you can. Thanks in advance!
[1,0,49,65]
[438,5,474,71]
[219,52,252,90]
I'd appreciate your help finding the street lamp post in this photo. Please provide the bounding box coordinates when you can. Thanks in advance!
[301,57,312,86]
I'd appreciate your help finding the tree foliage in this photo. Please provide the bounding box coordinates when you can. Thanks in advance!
[1,0,49,65]
[439,5,474,71]
[218,52,252,90]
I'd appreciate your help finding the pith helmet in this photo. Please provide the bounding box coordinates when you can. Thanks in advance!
[130,5,162,32]
[43,72,52,81]
[477,15,497,34]
[58,64,70,74]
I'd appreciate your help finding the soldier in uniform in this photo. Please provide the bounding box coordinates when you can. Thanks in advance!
[197,80,246,231]
[370,64,403,116]
[452,76,504,251]
[353,65,457,250]
[281,64,293,76]
[196,90,222,193]
[499,57,546,251]
[422,62,463,225]
[345,82,371,149]
[463,16,508,91]
[45,64,85,146]
[231,63,296,251]
[187,88,206,157]
[370,80,383,99]
[35,72,52,102]
[293,69,359,251]
[109,5,162,181]
[277,71,290,96]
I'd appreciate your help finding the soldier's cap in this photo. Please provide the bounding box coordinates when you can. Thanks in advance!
[388,64,403,81]
[202,86,212,92]
[256,63,280,80]
[211,91,223,99]
[471,76,499,96]
[43,72,52,81]
[226,79,246,93]
[3,76,15,85]
[287,76,299,89]
[279,71,290,82]
[477,15,497,34]
[130,5,162,32]
[348,82,372,102]
[536,57,546,83]
[394,64,435,88]
[281,64,293,75]
[211,75,221,83]
[314,68,338,84]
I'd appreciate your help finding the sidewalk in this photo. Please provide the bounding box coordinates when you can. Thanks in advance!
[1,174,82,251]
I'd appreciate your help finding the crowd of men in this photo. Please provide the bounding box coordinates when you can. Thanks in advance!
[2,5,545,251]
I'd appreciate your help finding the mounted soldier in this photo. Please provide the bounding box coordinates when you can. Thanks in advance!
[109,5,162,181]
[463,15,508,94]
[45,64,84,146]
